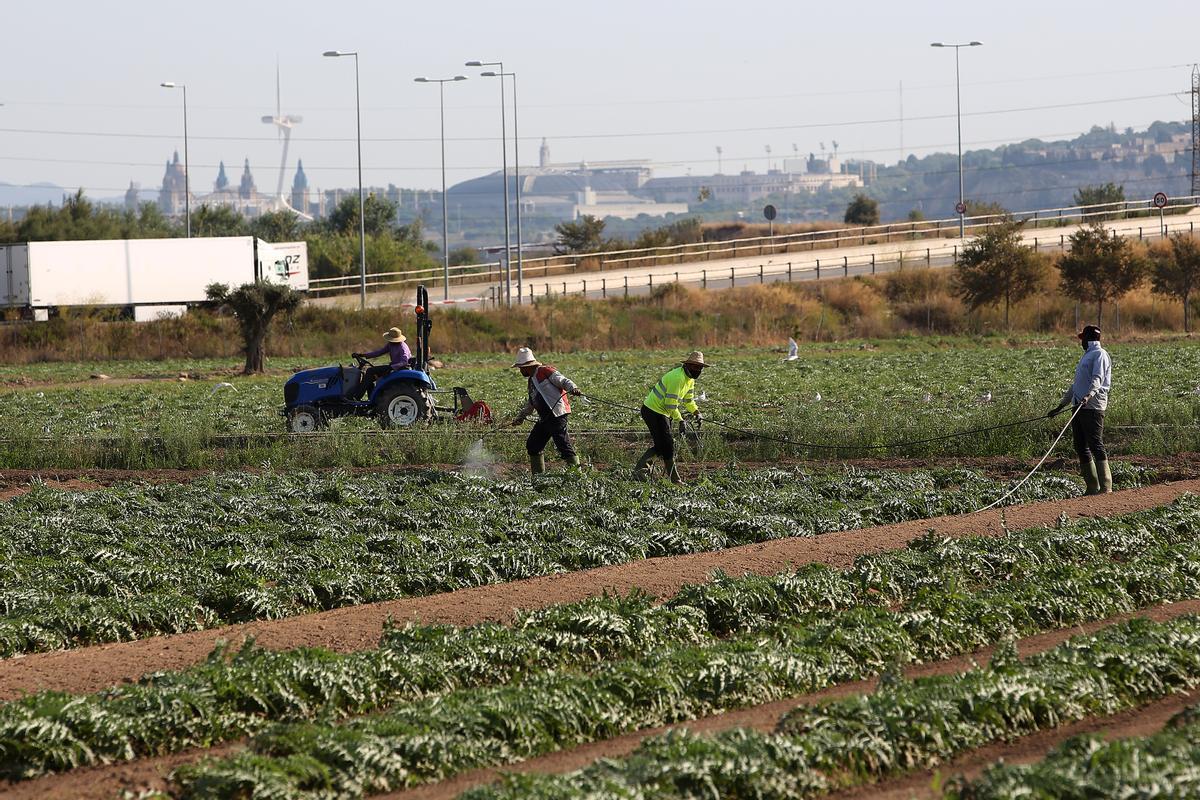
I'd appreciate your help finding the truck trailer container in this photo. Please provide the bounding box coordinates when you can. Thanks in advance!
[0,236,308,319]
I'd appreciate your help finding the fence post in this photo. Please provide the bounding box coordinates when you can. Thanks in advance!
[953,244,958,264]
[1033,237,1038,251]
[545,283,549,297]
[871,253,876,274]
[602,278,607,298]
[703,269,708,289]
[1138,227,1143,240]
[787,262,792,282]
[926,248,931,266]
[675,271,679,284]
[759,265,764,283]
[730,267,735,287]
[529,284,533,303]
[582,279,587,297]
[1060,234,1065,248]
[843,256,848,276]
[816,259,820,279]
[649,274,654,290]
[624,276,629,298]
[563,281,567,295]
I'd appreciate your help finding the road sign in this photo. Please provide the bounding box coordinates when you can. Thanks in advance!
[763,204,777,221]
[1153,192,1169,209]
[954,201,967,215]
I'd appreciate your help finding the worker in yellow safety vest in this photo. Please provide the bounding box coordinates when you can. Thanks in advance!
[635,350,707,483]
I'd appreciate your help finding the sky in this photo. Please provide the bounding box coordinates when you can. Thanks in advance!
[0,0,1197,202]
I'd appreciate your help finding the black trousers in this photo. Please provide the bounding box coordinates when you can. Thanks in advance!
[362,365,394,397]
[641,404,674,461]
[527,413,576,460]
[1072,408,1107,462]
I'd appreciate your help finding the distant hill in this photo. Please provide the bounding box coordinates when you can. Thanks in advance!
[0,182,69,208]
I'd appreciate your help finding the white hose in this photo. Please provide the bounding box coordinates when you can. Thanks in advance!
[973,402,1086,514]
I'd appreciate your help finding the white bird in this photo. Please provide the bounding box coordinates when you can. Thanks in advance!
[209,382,238,396]
[785,338,799,361]
[922,392,932,403]
[1191,385,1200,396]
[814,392,822,402]
[978,391,993,403]
[697,390,707,401]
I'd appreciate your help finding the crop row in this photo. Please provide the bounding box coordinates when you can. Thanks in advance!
[950,704,1200,798]
[0,465,1095,656]
[2,492,1193,783]
[464,615,1200,800]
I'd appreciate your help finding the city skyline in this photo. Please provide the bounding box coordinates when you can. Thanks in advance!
[0,0,1197,202]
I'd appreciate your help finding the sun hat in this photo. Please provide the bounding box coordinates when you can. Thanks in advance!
[383,327,407,343]
[1077,325,1101,342]
[512,347,541,368]
[681,350,709,368]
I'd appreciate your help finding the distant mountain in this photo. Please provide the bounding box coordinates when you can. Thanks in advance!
[0,182,69,208]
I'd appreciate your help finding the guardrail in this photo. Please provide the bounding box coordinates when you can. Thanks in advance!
[308,194,1200,299]
[484,214,1200,308]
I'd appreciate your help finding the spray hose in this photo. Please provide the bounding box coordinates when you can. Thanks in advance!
[579,392,1054,453]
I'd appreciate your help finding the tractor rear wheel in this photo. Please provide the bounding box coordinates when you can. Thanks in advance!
[287,404,326,433]
[376,384,431,428]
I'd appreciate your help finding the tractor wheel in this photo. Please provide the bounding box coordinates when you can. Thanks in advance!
[287,404,326,433]
[376,384,431,428]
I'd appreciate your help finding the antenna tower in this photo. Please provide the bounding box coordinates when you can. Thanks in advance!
[1192,64,1199,202]
[261,61,306,216]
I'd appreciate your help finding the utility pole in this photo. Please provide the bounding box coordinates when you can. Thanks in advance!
[1192,64,1199,203]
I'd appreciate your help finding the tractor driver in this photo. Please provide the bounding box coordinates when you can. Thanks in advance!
[353,327,412,398]
[510,347,583,477]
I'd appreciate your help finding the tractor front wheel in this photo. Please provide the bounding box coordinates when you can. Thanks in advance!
[376,384,431,428]
[287,404,327,433]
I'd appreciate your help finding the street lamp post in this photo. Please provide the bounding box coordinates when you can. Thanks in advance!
[930,40,982,237]
[324,50,368,310]
[481,70,522,305]
[414,75,468,301]
[159,82,190,237]
[467,60,512,306]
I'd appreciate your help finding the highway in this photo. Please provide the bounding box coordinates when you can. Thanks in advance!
[312,208,1200,310]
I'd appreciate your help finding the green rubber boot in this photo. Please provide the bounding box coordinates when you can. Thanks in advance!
[665,457,683,485]
[1080,457,1100,496]
[566,453,581,469]
[1098,459,1112,494]
[529,452,545,478]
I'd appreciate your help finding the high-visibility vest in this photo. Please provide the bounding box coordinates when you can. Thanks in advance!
[643,367,697,421]
[530,366,572,417]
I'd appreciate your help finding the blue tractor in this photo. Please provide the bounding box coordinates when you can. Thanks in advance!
[282,286,445,432]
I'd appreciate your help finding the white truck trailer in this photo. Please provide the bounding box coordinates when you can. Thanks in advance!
[0,236,308,320]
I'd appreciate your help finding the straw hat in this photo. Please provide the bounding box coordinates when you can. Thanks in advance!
[681,350,709,369]
[383,327,407,343]
[512,347,541,368]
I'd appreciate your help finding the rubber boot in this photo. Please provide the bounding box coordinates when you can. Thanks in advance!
[1080,457,1100,496]
[665,457,683,485]
[566,453,581,469]
[1098,459,1112,494]
[634,448,656,478]
[529,452,545,478]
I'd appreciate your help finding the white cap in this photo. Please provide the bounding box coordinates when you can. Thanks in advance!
[512,347,541,368]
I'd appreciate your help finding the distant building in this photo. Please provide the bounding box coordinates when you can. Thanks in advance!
[290,160,309,214]
[642,153,861,204]
[124,181,140,211]
[157,151,187,216]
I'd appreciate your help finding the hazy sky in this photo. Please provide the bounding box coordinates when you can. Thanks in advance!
[1,0,1197,201]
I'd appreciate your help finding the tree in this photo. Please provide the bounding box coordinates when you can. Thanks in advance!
[843,194,879,226]
[1073,183,1125,220]
[554,215,606,254]
[962,200,1008,219]
[250,209,304,242]
[1149,234,1200,332]
[326,194,399,237]
[1057,223,1149,324]
[206,281,303,374]
[953,220,1048,328]
[191,204,247,237]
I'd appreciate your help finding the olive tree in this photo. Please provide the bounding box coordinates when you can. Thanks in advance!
[953,219,1048,328]
[206,281,303,374]
[1149,234,1200,332]
[1057,223,1148,324]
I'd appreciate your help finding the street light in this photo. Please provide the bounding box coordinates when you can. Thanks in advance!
[930,40,982,237]
[481,70,522,305]
[467,59,512,306]
[159,82,190,237]
[414,75,468,301]
[324,49,368,310]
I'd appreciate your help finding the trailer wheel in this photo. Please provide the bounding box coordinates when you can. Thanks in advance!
[376,384,430,428]
[287,404,326,433]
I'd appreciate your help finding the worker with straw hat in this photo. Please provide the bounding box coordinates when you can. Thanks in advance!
[353,326,412,398]
[1047,324,1112,495]
[636,351,708,484]
[509,347,583,477]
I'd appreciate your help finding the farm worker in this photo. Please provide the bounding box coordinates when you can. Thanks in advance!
[1047,324,1112,495]
[635,351,707,484]
[353,327,412,398]
[510,347,583,476]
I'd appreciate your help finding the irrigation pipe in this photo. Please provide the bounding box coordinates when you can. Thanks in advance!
[580,392,1051,452]
[972,402,1085,514]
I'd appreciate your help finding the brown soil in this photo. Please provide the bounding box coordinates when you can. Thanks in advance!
[2,478,1197,703]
